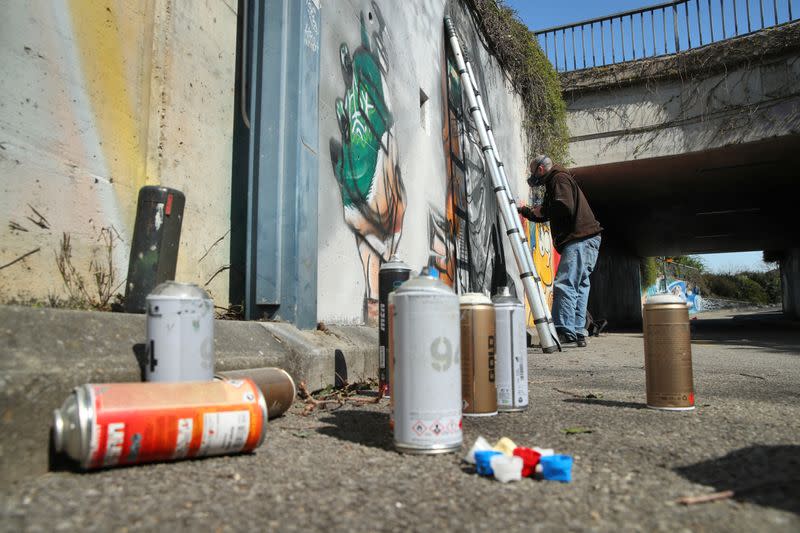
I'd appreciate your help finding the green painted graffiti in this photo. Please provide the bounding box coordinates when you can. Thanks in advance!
[329,3,406,322]
[333,15,392,207]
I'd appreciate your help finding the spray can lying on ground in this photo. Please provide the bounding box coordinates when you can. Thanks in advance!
[393,267,462,454]
[460,293,497,417]
[145,281,215,382]
[216,367,296,419]
[52,380,267,470]
[493,287,528,412]
[379,255,411,397]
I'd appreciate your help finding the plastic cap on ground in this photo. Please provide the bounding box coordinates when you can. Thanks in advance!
[492,437,518,456]
[513,447,542,477]
[474,450,503,476]
[532,447,554,457]
[463,436,492,464]
[491,455,523,483]
[540,455,573,483]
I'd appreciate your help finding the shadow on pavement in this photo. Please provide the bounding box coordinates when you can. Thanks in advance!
[689,311,800,354]
[674,445,800,514]
[603,310,800,354]
[316,409,393,451]
[563,398,647,410]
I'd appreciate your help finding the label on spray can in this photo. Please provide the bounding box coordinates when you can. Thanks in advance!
[52,380,267,469]
[460,294,497,417]
[494,291,529,411]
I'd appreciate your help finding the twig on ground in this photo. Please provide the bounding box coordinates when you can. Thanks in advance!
[739,373,766,380]
[553,387,587,398]
[677,490,735,505]
[297,380,383,415]
[676,478,800,506]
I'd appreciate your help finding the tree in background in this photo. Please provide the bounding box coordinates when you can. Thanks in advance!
[640,255,781,305]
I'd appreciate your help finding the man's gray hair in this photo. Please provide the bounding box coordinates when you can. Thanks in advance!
[531,154,553,172]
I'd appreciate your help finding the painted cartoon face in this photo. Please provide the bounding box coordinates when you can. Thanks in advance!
[533,223,555,287]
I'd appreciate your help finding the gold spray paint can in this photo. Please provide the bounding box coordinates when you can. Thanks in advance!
[643,294,695,410]
[460,293,497,417]
[216,367,296,419]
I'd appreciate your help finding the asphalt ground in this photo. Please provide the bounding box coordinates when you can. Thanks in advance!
[1,309,798,532]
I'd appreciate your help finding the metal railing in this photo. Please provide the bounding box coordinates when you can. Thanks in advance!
[534,0,797,72]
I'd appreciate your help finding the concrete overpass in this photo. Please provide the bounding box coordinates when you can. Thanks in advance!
[560,22,800,324]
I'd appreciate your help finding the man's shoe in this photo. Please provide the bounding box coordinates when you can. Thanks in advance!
[557,333,578,348]
[576,335,587,347]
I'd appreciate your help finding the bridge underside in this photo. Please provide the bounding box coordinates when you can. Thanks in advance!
[573,134,800,257]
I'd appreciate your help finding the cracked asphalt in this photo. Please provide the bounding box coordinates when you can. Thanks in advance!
[1,309,798,532]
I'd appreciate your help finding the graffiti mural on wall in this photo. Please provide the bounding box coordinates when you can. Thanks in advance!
[523,176,560,326]
[329,4,406,322]
[438,37,504,295]
[428,208,455,285]
[643,278,703,314]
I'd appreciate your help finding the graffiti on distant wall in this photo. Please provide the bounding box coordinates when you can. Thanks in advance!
[329,4,406,322]
[438,38,503,295]
[643,278,703,314]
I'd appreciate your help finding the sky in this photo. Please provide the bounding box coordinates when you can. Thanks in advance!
[505,0,778,274]
[507,0,796,69]
[505,0,648,33]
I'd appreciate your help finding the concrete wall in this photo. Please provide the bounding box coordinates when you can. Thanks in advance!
[781,248,800,319]
[0,0,237,305]
[316,0,535,324]
[563,23,800,166]
[1,0,548,326]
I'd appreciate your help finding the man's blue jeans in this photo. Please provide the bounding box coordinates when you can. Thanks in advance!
[552,234,601,340]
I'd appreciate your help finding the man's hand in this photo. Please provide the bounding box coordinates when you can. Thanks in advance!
[515,199,526,212]
[532,205,543,218]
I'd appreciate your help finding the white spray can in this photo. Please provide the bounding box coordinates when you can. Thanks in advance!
[492,287,528,411]
[145,281,215,382]
[393,267,462,454]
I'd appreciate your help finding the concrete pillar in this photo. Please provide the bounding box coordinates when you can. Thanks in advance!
[587,248,643,329]
[781,248,800,320]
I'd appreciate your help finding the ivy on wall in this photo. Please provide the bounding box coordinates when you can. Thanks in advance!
[464,0,569,164]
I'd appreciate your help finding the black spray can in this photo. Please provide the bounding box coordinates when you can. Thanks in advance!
[379,255,411,397]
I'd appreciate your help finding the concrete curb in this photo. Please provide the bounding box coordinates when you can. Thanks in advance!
[0,305,377,484]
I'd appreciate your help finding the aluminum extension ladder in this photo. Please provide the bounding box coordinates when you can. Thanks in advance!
[445,16,561,353]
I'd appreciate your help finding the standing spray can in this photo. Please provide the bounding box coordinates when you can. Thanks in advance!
[379,255,411,397]
[460,293,497,417]
[643,294,695,410]
[393,267,462,454]
[51,379,267,469]
[388,291,396,429]
[145,282,215,382]
[492,287,528,412]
